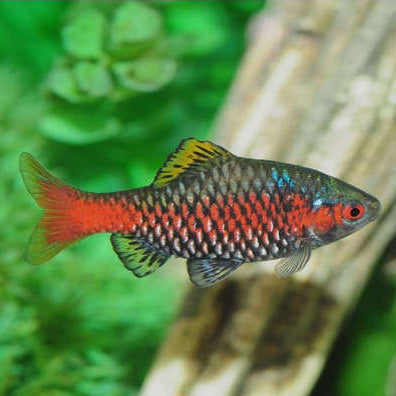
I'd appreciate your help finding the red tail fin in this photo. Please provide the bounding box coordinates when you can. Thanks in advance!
[20,153,84,264]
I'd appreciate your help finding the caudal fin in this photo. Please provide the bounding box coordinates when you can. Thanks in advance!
[20,153,83,265]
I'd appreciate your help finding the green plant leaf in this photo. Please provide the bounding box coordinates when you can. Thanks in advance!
[48,62,113,103]
[113,58,176,92]
[109,2,162,56]
[40,106,121,144]
[62,8,105,59]
[47,65,86,103]
[164,2,230,56]
[74,61,113,98]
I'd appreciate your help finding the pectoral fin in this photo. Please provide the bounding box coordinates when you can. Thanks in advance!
[110,234,169,277]
[275,241,311,278]
[187,258,244,288]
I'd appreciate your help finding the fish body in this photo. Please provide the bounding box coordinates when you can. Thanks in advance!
[20,138,380,287]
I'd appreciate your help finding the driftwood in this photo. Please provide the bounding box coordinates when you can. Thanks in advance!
[141,1,396,395]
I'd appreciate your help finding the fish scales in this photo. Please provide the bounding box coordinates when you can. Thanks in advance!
[110,158,324,262]
[20,138,380,287]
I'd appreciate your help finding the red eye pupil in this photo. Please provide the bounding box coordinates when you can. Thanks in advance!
[350,207,360,217]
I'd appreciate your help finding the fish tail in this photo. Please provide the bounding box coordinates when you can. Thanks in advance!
[20,152,85,265]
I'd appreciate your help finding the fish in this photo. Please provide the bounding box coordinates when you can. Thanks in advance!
[20,138,381,287]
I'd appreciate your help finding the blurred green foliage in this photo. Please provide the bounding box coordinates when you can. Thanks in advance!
[0,1,264,394]
[2,1,395,395]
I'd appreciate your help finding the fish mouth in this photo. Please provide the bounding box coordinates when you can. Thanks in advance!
[368,199,381,222]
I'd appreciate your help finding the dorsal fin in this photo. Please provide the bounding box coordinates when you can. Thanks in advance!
[152,138,232,188]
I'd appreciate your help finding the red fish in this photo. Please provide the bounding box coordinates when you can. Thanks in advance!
[20,138,380,287]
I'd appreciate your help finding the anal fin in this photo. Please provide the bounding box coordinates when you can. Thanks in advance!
[275,240,311,278]
[187,258,243,288]
[110,234,169,277]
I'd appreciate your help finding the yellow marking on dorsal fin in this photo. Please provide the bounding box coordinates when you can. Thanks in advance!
[152,138,233,187]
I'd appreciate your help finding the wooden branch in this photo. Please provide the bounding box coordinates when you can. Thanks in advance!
[140,1,396,395]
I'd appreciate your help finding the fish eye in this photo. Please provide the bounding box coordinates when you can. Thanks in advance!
[350,207,360,217]
[342,204,365,221]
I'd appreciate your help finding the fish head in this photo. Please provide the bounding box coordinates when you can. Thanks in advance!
[308,179,381,245]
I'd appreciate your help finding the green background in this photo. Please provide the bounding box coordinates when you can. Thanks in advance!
[1,2,395,395]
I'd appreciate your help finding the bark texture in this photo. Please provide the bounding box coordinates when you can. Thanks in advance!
[141,1,396,395]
